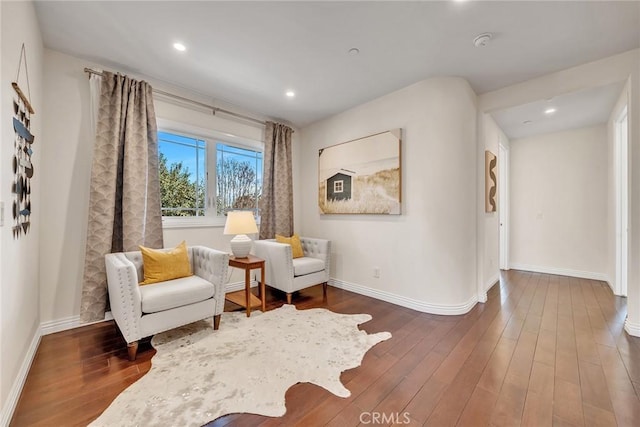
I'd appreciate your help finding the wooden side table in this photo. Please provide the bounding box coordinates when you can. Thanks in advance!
[226,254,266,317]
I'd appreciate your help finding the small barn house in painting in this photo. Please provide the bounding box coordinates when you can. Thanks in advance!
[326,172,353,201]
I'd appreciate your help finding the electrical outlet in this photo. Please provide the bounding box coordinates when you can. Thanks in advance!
[373,267,380,278]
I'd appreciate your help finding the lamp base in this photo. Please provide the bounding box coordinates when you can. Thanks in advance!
[230,234,252,258]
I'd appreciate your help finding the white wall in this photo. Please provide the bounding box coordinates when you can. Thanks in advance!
[479,49,640,337]
[509,125,608,278]
[606,80,630,295]
[39,50,94,326]
[477,114,508,298]
[299,77,479,314]
[39,49,300,326]
[0,0,43,421]
[625,60,640,336]
[0,0,4,413]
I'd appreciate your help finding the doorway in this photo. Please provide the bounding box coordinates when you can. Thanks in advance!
[615,106,628,297]
[499,143,509,270]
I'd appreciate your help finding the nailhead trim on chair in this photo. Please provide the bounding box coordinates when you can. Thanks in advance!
[114,255,140,344]
[285,245,294,285]
[300,237,331,283]
[191,246,229,315]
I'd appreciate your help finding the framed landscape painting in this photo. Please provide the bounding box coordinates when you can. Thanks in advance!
[318,129,401,214]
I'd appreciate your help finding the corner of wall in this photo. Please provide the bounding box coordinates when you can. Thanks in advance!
[299,76,480,311]
[0,327,40,427]
[624,318,640,337]
[1,0,44,421]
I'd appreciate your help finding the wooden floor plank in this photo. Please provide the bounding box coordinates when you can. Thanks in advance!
[370,351,445,420]
[578,360,615,413]
[521,362,554,426]
[424,364,483,426]
[11,273,640,427]
[476,337,517,394]
[553,379,585,426]
[455,386,499,427]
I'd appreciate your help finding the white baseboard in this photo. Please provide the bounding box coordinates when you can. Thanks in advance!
[485,273,500,293]
[41,312,114,336]
[1,325,41,427]
[477,292,488,303]
[478,273,500,304]
[40,283,253,336]
[509,263,608,282]
[9,282,253,424]
[14,274,471,426]
[484,272,500,292]
[330,278,478,315]
[38,281,253,336]
[225,280,257,293]
[624,318,640,337]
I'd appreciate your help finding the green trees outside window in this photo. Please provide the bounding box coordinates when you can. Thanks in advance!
[158,131,262,218]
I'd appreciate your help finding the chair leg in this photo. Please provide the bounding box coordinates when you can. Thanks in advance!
[322,282,328,297]
[286,293,292,305]
[127,341,139,361]
[213,314,221,330]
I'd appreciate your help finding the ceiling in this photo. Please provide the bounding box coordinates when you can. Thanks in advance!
[34,1,640,129]
[491,81,627,140]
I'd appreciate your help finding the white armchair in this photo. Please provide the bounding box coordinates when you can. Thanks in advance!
[105,245,229,360]
[253,237,331,304]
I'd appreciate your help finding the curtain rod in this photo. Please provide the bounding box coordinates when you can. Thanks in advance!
[83,67,266,127]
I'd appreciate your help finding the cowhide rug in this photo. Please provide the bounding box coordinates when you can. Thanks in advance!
[89,304,391,426]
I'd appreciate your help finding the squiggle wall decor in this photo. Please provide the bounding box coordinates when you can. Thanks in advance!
[11,43,35,239]
[485,150,497,213]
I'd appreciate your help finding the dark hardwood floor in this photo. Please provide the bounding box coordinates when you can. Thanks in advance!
[10,271,640,426]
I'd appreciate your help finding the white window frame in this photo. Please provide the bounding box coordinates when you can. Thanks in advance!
[157,118,263,229]
[334,180,344,193]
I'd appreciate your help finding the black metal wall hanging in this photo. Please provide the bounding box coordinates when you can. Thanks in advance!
[11,43,35,239]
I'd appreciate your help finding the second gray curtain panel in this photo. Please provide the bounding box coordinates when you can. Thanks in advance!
[80,71,164,322]
[259,121,294,239]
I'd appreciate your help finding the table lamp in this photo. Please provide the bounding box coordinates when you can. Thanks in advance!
[223,211,259,258]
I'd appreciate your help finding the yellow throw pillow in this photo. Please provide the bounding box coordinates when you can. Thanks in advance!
[275,234,304,259]
[139,241,193,285]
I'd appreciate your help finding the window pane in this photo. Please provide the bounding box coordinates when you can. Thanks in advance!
[158,131,206,217]
[216,143,262,216]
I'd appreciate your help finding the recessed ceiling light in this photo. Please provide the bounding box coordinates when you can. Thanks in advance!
[348,47,360,56]
[173,42,186,52]
[544,107,557,115]
[286,90,295,98]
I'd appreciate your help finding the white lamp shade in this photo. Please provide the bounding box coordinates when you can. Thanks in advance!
[223,211,258,235]
[224,211,258,258]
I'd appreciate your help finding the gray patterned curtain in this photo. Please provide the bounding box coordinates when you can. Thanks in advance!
[259,121,294,239]
[80,71,164,322]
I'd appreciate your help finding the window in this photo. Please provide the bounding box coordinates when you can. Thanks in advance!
[334,180,344,193]
[157,129,263,225]
[158,132,206,217]
[216,143,262,216]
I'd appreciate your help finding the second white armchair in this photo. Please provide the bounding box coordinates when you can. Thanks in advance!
[253,237,331,304]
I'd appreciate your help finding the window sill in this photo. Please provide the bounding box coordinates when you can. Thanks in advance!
[161,217,226,229]
[161,217,262,230]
